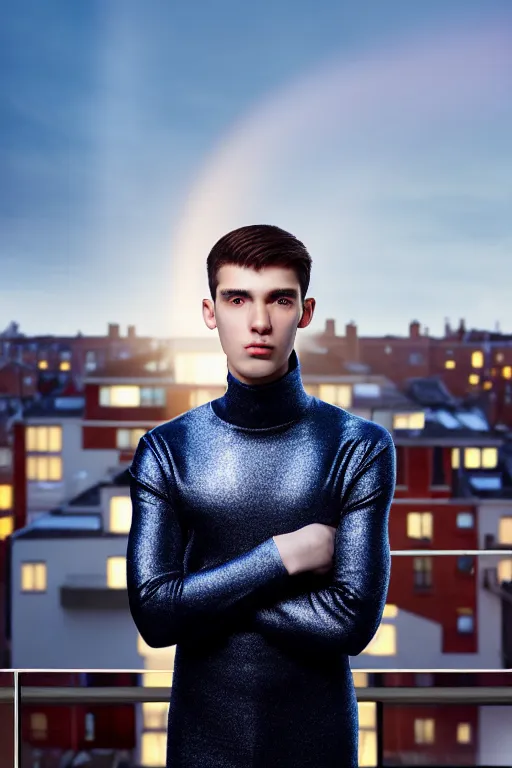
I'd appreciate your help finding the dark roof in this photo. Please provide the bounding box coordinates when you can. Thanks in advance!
[87,352,172,379]
[67,469,131,508]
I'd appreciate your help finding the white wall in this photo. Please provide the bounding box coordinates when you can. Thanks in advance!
[479,706,512,766]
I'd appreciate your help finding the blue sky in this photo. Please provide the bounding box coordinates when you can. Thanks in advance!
[1,0,511,339]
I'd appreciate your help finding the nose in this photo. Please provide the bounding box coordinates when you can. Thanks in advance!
[250,302,271,334]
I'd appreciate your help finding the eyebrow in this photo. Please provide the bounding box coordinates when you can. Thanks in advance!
[219,288,299,300]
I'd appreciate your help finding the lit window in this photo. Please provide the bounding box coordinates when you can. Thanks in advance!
[361,623,396,656]
[21,562,47,592]
[498,517,512,545]
[481,447,498,468]
[143,702,169,729]
[451,448,460,469]
[503,366,512,379]
[100,386,140,407]
[141,732,167,766]
[38,360,48,370]
[26,456,62,481]
[175,352,228,385]
[497,560,512,582]
[59,361,71,371]
[352,672,368,687]
[456,512,474,529]
[445,360,456,369]
[101,386,166,407]
[468,374,479,385]
[107,556,127,589]
[382,604,398,618]
[457,722,471,744]
[318,385,352,408]
[116,428,146,450]
[358,702,377,767]
[30,712,48,740]
[142,671,173,687]
[483,381,492,390]
[26,426,62,452]
[464,448,480,468]
[0,485,13,510]
[189,389,218,408]
[109,497,132,533]
[393,412,425,430]
[414,718,435,744]
[407,512,433,540]
[496,353,504,363]
[0,516,14,540]
[471,351,483,368]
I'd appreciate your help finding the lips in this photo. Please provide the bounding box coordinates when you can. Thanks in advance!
[245,344,273,349]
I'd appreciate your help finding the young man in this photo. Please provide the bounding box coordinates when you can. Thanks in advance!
[127,224,396,767]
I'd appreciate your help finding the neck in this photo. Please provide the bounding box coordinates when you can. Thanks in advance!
[210,348,313,429]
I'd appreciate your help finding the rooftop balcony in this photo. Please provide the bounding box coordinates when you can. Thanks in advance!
[1,669,512,767]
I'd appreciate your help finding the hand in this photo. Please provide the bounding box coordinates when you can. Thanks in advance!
[273,523,337,576]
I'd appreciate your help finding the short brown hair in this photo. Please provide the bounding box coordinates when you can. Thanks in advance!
[207,224,312,304]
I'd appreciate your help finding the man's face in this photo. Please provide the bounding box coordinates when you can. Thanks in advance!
[203,264,315,385]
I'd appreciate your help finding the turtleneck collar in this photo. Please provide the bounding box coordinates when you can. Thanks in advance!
[210,348,313,429]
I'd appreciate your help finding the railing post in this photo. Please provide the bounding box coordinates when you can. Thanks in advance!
[13,669,21,768]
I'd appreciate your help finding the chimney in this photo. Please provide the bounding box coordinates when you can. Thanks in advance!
[409,320,421,339]
[108,323,120,339]
[325,319,336,337]
[127,325,136,341]
[345,321,359,362]
[444,317,451,337]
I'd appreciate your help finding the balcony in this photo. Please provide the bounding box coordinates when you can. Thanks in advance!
[1,669,512,767]
[60,574,129,610]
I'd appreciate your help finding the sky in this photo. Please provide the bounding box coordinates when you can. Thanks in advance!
[1,0,511,340]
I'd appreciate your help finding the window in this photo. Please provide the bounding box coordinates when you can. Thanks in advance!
[0,485,13,510]
[457,722,472,744]
[26,426,62,452]
[409,352,424,365]
[21,562,47,592]
[143,702,169,729]
[174,352,229,385]
[361,623,396,656]
[107,556,126,589]
[457,556,475,574]
[100,386,166,407]
[109,497,132,533]
[456,512,474,529]
[453,447,498,470]
[471,351,483,368]
[499,517,512,545]
[414,718,435,744]
[468,374,479,385]
[497,560,512,582]
[59,361,71,371]
[318,385,352,408]
[393,412,425,430]
[395,446,406,485]
[142,671,173,687]
[116,428,146,450]
[30,712,48,740]
[26,456,62,481]
[189,389,218,408]
[457,608,474,633]
[0,447,11,468]
[431,446,445,485]
[407,512,433,540]
[413,557,432,589]
[503,366,512,379]
[445,360,456,369]
[38,360,48,370]
[358,702,377,767]
[84,712,95,741]
[0,516,13,540]
[141,732,167,767]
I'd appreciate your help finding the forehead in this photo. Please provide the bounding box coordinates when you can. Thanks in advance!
[216,264,299,289]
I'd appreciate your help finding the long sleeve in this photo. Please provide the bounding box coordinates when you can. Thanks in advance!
[126,433,289,649]
[249,429,396,656]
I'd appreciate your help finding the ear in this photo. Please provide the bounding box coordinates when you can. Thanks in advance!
[202,299,217,330]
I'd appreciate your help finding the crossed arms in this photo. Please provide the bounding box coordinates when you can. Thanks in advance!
[126,429,396,656]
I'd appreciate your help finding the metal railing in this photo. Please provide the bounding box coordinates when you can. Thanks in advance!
[3,669,512,767]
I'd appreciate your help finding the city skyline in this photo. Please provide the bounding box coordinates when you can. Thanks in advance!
[2,1,511,339]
